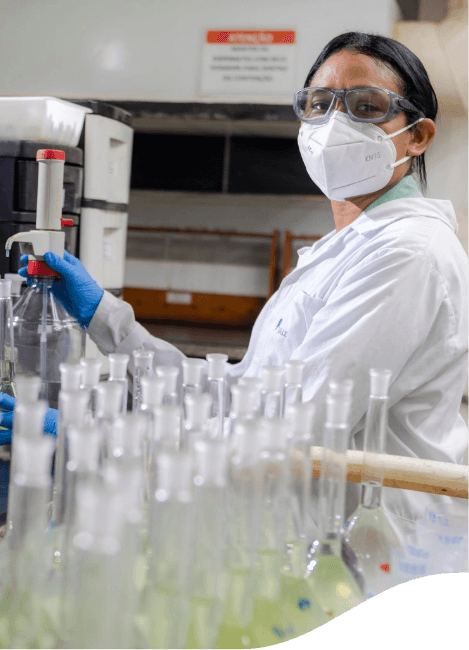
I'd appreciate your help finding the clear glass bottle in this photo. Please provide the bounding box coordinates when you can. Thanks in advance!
[62,481,126,649]
[0,279,16,399]
[138,375,165,498]
[283,360,305,415]
[206,353,228,439]
[226,384,258,442]
[148,405,183,499]
[0,399,47,596]
[105,413,147,511]
[62,424,101,554]
[344,368,401,598]
[260,365,284,419]
[108,353,129,413]
[182,358,206,416]
[132,349,154,413]
[182,393,213,451]
[57,426,101,645]
[3,376,42,472]
[0,435,55,649]
[237,377,262,416]
[11,276,85,409]
[141,451,195,649]
[281,402,329,637]
[104,413,147,649]
[96,381,125,461]
[155,365,180,406]
[52,389,89,557]
[186,438,229,649]
[59,361,83,392]
[5,400,48,539]
[305,386,365,619]
[79,357,102,424]
[41,422,103,647]
[152,404,182,454]
[216,419,260,649]
[249,418,290,647]
[284,400,318,543]
[14,375,42,404]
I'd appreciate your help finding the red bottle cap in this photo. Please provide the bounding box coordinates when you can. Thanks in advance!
[61,218,74,227]
[36,149,65,161]
[27,260,60,277]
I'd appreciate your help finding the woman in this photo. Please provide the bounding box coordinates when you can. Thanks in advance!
[4,32,468,538]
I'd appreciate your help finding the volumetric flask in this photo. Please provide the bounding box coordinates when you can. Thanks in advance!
[12,277,85,408]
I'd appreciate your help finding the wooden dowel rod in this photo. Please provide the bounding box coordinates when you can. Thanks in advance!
[309,447,468,499]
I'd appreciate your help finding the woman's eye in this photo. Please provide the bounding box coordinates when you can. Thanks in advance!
[311,101,330,112]
[356,103,379,113]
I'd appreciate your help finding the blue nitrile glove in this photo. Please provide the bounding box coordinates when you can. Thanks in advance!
[0,393,58,442]
[18,250,104,328]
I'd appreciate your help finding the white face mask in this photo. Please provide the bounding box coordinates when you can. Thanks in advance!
[297,111,424,201]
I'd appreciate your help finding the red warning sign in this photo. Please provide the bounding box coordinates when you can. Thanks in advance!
[201,29,297,96]
[206,30,296,45]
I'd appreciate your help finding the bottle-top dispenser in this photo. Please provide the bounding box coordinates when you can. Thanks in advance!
[0,97,134,369]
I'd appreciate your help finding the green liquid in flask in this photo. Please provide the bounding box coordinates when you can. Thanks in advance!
[142,584,191,650]
[185,594,224,649]
[216,568,255,649]
[306,548,364,619]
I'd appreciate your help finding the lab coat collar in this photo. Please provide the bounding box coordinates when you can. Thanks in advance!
[351,196,459,235]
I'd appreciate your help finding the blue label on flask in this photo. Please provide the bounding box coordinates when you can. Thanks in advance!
[298,598,311,610]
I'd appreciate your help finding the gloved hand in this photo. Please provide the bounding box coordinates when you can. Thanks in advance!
[0,393,59,442]
[18,250,104,328]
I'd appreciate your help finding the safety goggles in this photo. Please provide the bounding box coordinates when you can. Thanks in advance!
[293,86,424,125]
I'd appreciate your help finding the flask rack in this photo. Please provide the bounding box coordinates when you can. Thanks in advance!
[309,447,468,499]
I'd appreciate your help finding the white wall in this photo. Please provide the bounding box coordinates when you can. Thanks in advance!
[0,0,400,102]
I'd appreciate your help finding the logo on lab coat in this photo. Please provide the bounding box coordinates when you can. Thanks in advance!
[275,318,287,337]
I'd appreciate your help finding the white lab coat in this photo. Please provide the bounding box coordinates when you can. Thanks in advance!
[88,194,468,540]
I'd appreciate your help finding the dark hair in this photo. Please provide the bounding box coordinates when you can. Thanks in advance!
[304,32,438,192]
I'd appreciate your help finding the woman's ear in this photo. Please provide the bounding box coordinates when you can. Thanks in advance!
[407,118,436,157]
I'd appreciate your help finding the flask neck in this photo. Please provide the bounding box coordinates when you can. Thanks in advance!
[361,395,388,499]
[318,423,349,543]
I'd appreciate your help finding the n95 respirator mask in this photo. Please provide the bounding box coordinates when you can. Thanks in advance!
[297,111,423,201]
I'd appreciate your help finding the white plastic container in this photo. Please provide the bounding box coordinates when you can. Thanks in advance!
[0,97,91,146]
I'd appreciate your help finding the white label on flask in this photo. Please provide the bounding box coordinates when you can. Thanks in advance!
[166,292,192,304]
[103,242,114,261]
[108,160,118,175]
